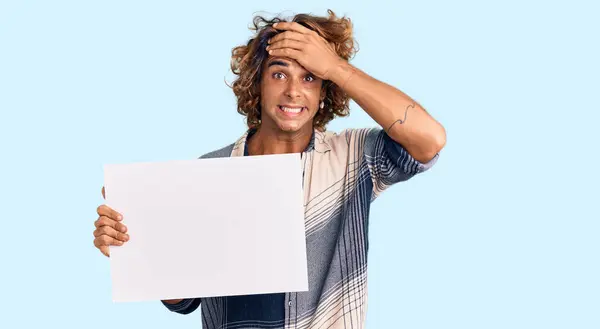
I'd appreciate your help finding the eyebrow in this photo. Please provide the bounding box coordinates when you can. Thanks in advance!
[267,60,289,68]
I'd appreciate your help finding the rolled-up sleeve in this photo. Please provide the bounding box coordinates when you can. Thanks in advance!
[161,298,201,315]
[362,128,439,197]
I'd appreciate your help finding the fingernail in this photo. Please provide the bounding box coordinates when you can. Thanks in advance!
[120,226,126,232]
[266,45,270,50]
[117,215,122,220]
[124,234,129,241]
[273,23,278,27]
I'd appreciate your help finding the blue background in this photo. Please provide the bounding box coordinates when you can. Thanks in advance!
[1,1,598,328]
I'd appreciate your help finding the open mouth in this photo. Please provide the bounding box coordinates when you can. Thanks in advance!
[278,105,306,116]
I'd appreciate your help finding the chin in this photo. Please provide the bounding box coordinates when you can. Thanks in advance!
[276,121,305,133]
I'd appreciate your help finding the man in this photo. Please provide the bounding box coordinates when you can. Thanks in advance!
[93,10,446,329]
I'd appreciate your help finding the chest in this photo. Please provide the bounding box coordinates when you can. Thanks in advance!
[300,149,362,220]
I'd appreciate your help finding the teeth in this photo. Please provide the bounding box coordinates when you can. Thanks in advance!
[280,106,303,113]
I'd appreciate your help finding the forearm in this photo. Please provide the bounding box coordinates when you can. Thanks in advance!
[162,297,201,315]
[330,61,446,163]
[162,299,184,304]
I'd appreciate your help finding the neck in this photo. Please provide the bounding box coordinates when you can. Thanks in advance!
[247,125,313,156]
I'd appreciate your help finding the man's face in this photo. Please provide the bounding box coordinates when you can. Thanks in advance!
[259,56,323,134]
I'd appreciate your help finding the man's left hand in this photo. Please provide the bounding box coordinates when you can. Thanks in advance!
[267,22,343,80]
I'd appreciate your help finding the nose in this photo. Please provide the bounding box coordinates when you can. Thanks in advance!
[284,78,301,99]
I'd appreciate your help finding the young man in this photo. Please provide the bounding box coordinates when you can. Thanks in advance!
[93,10,446,329]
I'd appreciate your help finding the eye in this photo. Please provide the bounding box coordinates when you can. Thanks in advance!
[305,75,315,82]
[273,72,285,79]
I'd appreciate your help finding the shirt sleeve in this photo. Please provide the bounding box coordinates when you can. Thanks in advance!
[161,298,201,315]
[358,127,439,198]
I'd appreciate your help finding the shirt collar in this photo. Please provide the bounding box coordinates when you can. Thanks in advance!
[230,128,331,157]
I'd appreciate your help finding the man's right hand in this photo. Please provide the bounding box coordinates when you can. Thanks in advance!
[93,186,183,305]
[93,186,129,257]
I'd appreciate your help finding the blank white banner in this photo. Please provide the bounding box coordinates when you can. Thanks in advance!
[103,153,308,302]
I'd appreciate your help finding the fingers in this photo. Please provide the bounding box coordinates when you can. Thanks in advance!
[94,203,128,258]
[93,225,129,242]
[273,22,314,35]
[94,234,123,250]
[267,39,305,52]
[94,216,127,233]
[99,245,110,257]
[96,204,122,221]
[94,235,119,258]
[268,31,307,45]
[268,47,303,60]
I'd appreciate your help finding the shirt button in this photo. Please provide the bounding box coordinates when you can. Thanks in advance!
[288,300,292,307]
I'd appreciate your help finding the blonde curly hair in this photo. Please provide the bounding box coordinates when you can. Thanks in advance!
[228,9,358,131]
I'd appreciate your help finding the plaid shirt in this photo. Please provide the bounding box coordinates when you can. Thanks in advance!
[162,127,438,328]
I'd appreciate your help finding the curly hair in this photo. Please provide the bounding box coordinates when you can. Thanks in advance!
[229,9,358,131]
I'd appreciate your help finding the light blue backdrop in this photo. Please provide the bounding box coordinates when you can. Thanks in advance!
[1,1,598,328]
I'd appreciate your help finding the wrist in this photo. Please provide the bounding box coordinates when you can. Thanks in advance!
[162,298,184,304]
[329,60,355,89]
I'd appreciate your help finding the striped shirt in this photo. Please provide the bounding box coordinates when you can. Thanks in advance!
[162,127,438,328]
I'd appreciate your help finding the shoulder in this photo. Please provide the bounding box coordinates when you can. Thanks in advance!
[319,127,381,148]
[198,143,235,159]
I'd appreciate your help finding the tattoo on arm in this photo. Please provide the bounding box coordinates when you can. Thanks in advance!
[386,103,415,133]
